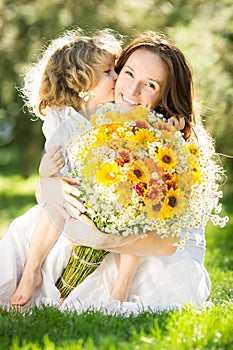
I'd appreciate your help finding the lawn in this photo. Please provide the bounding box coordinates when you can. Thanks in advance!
[0,151,232,349]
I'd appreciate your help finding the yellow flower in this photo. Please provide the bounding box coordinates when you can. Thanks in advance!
[117,181,132,206]
[96,162,122,186]
[127,105,151,122]
[106,123,123,134]
[159,188,178,219]
[157,148,176,170]
[81,156,100,179]
[127,128,156,147]
[190,159,202,184]
[127,163,148,185]
[105,111,124,123]
[188,143,199,158]
[177,171,193,192]
[143,199,162,219]
[153,122,176,142]
[160,188,187,219]
[92,126,110,146]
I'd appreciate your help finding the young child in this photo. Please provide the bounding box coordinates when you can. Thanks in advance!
[2,28,121,308]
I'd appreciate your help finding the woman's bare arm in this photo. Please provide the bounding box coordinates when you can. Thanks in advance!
[40,177,178,257]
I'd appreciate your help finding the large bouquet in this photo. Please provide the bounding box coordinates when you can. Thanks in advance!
[57,103,227,297]
[67,103,226,239]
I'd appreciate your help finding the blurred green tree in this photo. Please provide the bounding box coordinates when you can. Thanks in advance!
[0,0,232,189]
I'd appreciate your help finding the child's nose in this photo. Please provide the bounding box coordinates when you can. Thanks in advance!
[113,70,118,81]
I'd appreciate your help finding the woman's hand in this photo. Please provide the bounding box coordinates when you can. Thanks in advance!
[39,146,65,177]
[39,177,95,227]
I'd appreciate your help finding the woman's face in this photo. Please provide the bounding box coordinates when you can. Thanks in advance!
[115,49,169,110]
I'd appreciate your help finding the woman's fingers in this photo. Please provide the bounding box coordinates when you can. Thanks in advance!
[40,177,90,227]
[62,199,95,228]
[70,211,96,228]
[76,214,96,228]
[51,149,65,169]
[62,176,81,186]
[52,151,64,162]
[63,201,82,218]
[47,146,65,167]
[47,145,62,157]
[64,192,86,213]
[56,158,65,169]
[60,178,86,212]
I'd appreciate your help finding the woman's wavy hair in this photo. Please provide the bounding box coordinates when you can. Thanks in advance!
[115,31,201,140]
[22,28,122,118]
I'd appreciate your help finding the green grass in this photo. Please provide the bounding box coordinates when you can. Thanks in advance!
[0,152,233,349]
[0,303,232,349]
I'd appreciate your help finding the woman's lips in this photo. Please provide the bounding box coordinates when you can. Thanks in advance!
[121,94,139,106]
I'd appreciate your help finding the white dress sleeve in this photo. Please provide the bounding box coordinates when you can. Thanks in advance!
[44,107,91,175]
[42,107,71,151]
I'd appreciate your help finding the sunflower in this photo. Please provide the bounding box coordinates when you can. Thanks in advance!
[159,188,179,219]
[143,199,163,219]
[96,162,122,186]
[172,192,187,216]
[127,162,148,185]
[157,148,176,170]
[127,128,156,147]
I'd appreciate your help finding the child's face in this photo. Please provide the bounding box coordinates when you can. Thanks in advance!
[115,49,168,110]
[87,59,118,108]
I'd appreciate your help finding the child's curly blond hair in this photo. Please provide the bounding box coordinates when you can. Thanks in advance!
[22,28,122,118]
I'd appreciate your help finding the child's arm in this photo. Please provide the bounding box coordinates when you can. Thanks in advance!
[168,115,185,131]
[39,146,65,178]
[108,254,140,302]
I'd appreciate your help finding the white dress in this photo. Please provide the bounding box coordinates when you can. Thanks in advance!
[60,226,211,315]
[0,106,84,309]
[0,106,211,314]
[52,107,210,315]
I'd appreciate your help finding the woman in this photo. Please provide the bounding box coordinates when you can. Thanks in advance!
[40,31,223,314]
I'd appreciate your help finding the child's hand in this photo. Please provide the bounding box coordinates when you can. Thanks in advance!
[39,146,65,177]
[168,115,185,131]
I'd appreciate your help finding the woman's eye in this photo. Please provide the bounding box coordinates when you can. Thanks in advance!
[147,82,160,91]
[104,69,111,74]
[147,82,156,90]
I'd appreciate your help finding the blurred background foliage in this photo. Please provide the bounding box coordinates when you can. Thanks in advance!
[0,0,232,199]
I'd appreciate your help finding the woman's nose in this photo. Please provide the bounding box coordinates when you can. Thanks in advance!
[129,81,140,95]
